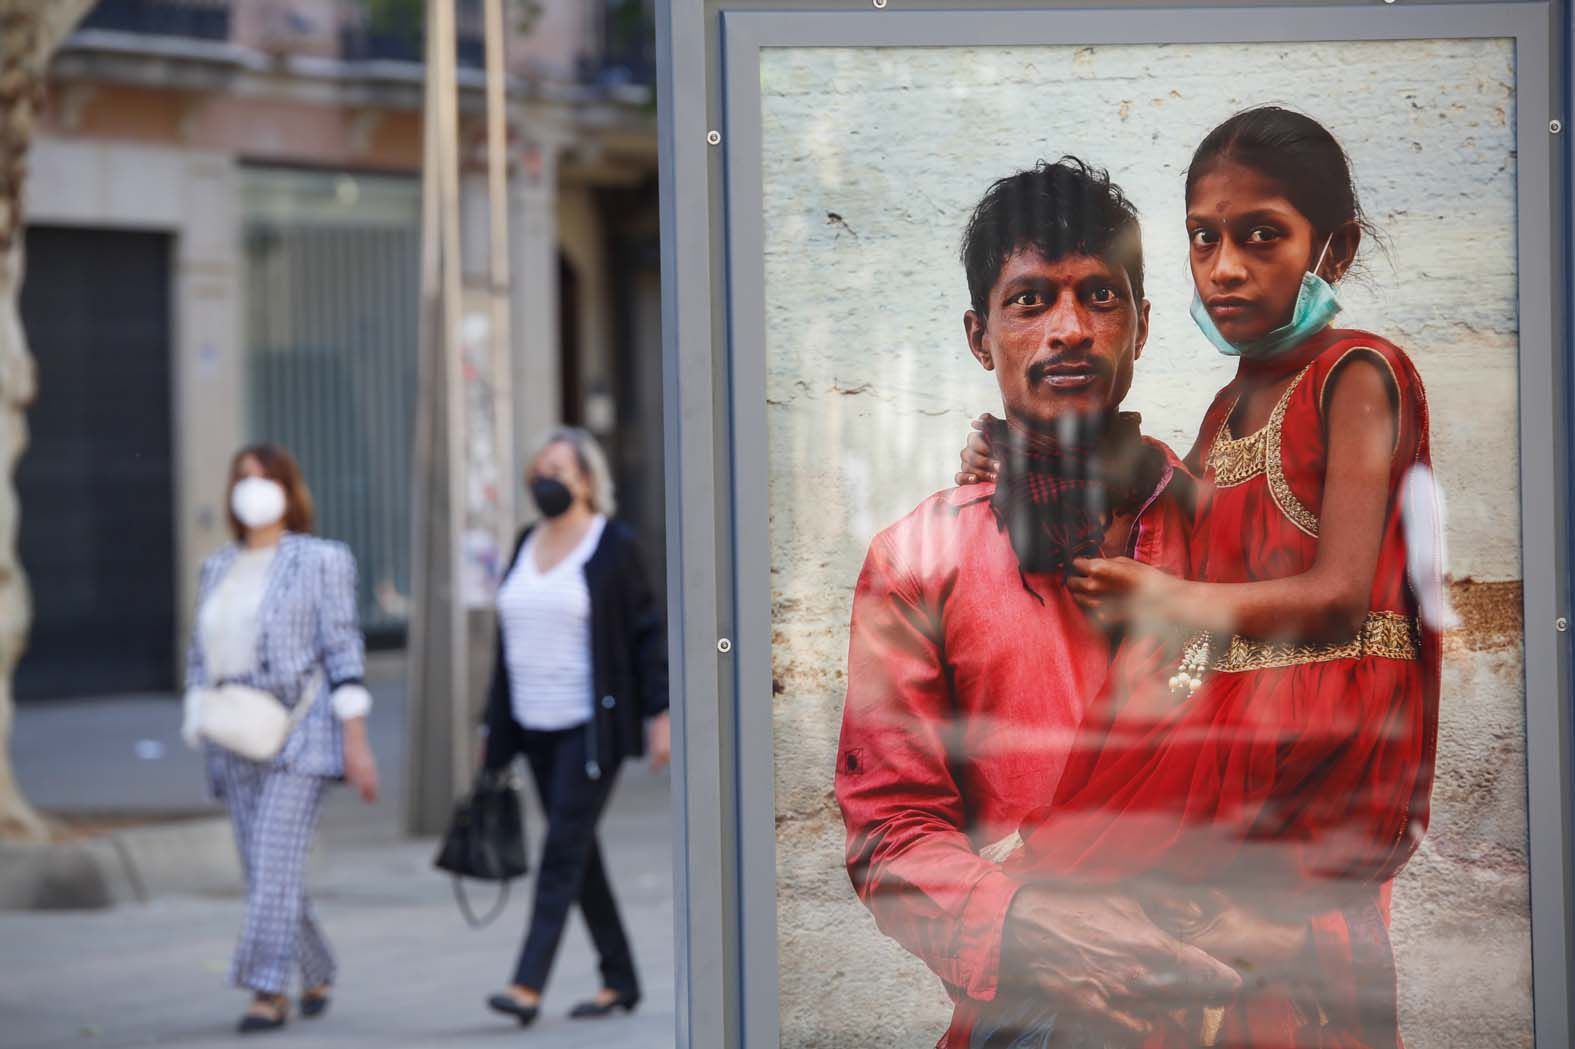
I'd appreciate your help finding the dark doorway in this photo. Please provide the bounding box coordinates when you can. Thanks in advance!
[15,227,176,699]
[559,252,582,426]
[598,176,665,606]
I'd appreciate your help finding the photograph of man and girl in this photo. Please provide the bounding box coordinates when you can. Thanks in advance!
[756,35,1527,1049]
[836,104,1448,1049]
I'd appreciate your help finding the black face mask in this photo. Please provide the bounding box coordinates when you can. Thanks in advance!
[529,477,574,519]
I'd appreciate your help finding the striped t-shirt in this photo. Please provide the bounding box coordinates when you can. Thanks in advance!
[496,515,607,732]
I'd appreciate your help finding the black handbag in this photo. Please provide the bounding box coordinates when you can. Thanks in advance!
[433,768,529,928]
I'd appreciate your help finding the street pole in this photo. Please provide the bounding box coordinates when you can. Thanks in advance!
[405,0,471,834]
[402,0,437,837]
[483,0,515,553]
[405,0,519,834]
[433,0,469,805]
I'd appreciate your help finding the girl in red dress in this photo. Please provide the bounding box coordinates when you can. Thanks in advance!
[969,108,1442,1048]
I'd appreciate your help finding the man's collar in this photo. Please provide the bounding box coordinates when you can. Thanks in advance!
[944,481,997,508]
[941,430,1191,515]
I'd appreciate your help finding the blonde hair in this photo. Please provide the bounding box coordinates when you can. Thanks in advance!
[532,426,617,517]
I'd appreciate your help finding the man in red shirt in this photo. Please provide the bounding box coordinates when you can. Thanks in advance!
[834,159,1241,1047]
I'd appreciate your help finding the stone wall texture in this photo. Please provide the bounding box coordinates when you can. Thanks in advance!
[759,39,1531,1048]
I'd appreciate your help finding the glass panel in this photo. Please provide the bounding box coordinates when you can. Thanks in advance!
[761,39,1530,1048]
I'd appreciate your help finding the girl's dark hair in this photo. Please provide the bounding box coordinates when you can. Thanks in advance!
[226,442,315,540]
[1186,106,1375,248]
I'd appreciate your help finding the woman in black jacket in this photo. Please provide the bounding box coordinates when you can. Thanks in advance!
[482,427,670,1027]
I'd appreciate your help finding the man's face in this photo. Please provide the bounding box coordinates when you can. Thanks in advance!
[965,247,1148,433]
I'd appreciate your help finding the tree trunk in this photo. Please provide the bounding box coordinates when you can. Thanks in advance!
[0,0,93,842]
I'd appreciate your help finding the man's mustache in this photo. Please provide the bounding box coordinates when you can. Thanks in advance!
[1027,356,1112,383]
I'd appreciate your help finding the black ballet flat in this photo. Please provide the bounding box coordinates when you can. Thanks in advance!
[487,992,540,1026]
[237,995,289,1034]
[568,990,641,1019]
[300,988,330,1018]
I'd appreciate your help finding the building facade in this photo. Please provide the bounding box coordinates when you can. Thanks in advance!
[20,0,661,698]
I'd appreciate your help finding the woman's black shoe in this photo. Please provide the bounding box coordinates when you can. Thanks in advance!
[568,990,641,1019]
[300,989,330,1018]
[487,992,540,1026]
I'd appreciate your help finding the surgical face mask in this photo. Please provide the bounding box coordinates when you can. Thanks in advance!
[231,477,288,531]
[1190,235,1342,359]
[529,477,574,519]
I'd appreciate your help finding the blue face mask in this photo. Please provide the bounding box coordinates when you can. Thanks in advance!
[1190,236,1342,358]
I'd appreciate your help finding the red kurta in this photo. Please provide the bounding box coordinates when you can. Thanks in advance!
[835,439,1196,1047]
[1010,330,1442,1047]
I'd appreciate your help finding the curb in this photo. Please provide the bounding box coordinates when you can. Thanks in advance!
[0,816,242,910]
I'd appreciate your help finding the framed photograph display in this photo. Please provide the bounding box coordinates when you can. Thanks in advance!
[656,2,1572,1047]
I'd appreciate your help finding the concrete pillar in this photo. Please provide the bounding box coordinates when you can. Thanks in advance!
[171,153,244,657]
[508,131,562,520]
[459,171,490,282]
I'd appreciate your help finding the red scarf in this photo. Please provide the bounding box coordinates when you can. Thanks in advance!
[987,412,1154,578]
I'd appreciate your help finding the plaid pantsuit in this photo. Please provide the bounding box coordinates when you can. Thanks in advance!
[218,754,335,994]
[187,534,366,995]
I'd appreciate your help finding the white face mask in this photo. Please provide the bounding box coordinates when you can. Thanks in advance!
[231,477,288,531]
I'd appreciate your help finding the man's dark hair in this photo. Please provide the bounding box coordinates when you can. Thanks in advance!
[960,157,1144,316]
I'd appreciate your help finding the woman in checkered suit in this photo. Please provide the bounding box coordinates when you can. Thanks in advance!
[180,444,381,1034]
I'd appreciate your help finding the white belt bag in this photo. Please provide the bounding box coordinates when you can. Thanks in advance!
[199,671,321,763]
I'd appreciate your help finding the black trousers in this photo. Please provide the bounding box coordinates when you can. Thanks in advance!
[511,724,638,996]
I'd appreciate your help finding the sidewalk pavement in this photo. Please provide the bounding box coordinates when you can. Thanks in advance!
[1,657,677,1048]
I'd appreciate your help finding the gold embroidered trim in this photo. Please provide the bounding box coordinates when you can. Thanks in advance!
[1204,367,1317,545]
[1214,611,1419,673]
[1204,417,1267,487]
[1264,366,1320,537]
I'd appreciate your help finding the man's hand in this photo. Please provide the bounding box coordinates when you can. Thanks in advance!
[1001,886,1241,1040]
[1145,890,1312,985]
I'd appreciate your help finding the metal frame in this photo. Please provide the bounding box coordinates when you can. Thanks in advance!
[658,2,1573,1046]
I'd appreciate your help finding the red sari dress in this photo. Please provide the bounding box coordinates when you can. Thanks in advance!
[1008,330,1442,1048]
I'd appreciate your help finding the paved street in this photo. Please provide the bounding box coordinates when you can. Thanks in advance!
[2,662,677,1048]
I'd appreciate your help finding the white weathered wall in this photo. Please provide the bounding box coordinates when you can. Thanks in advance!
[760,39,1530,1048]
